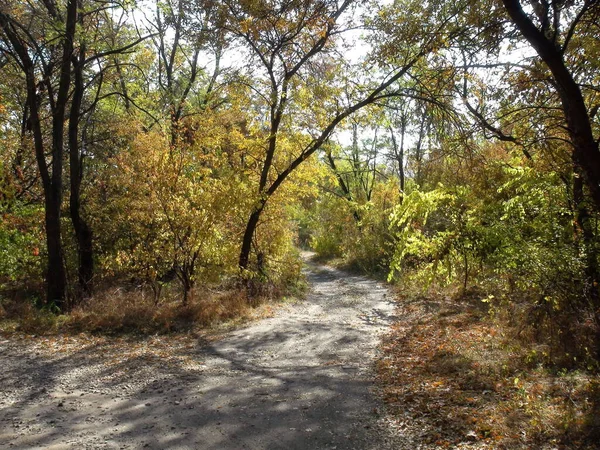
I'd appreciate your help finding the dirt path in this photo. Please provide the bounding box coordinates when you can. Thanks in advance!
[0,257,407,449]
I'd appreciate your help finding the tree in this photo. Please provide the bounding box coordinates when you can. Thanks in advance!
[138,0,226,144]
[0,0,148,306]
[0,0,78,306]
[325,118,387,219]
[500,0,600,211]
[444,0,600,332]
[95,124,243,304]
[223,0,463,274]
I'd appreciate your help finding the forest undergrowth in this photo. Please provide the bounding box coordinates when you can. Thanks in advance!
[376,282,600,449]
[0,280,304,337]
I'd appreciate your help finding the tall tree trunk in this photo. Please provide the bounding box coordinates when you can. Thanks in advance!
[573,167,600,338]
[48,0,77,308]
[45,194,67,305]
[0,13,67,307]
[26,60,67,306]
[29,61,67,308]
[68,142,94,298]
[69,36,94,299]
[502,0,600,354]
[1,0,79,309]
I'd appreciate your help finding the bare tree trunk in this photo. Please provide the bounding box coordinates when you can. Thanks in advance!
[0,6,76,308]
[45,195,67,305]
[239,207,264,271]
[69,40,94,299]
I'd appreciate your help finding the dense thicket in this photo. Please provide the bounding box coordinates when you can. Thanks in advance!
[1,0,599,364]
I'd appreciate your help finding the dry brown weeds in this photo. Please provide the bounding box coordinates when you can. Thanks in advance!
[0,284,286,336]
[376,288,600,449]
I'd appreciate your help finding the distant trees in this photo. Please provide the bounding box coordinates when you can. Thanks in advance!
[222,0,467,274]
[294,0,600,362]
[139,0,226,143]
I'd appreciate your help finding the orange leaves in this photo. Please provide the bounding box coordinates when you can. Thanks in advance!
[376,298,507,445]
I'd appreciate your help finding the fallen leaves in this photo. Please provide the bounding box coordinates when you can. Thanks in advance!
[375,294,600,448]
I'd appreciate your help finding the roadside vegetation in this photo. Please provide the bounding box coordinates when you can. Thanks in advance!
[376,285,600,449]
[0,282,302,336]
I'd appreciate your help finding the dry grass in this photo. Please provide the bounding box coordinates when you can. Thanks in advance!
[0,283,292,336]
[376,287,600,449]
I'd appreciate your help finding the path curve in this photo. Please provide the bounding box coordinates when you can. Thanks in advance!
[1,257,405,449]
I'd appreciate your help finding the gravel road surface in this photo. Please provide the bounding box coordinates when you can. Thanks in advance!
[1,258,408,449]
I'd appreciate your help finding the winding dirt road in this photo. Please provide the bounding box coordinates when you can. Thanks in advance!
[1,257,406,449]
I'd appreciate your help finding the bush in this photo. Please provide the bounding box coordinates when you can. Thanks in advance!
[388,157,600,367]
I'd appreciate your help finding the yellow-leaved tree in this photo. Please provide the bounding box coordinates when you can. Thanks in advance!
[91,110,251,304]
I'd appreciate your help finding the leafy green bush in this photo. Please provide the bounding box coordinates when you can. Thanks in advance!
[388,159,599,366]
[0,205,43,285]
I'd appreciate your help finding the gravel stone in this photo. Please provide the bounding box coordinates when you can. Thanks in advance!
[0,254,416,449]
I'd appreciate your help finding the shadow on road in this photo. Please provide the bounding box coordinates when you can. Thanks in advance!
[1,260,402,449]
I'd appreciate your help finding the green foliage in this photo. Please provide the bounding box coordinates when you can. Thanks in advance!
[388,159,581,293]
[388,185,457,283]
[386,146,600,365]
[0,204,43,285]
